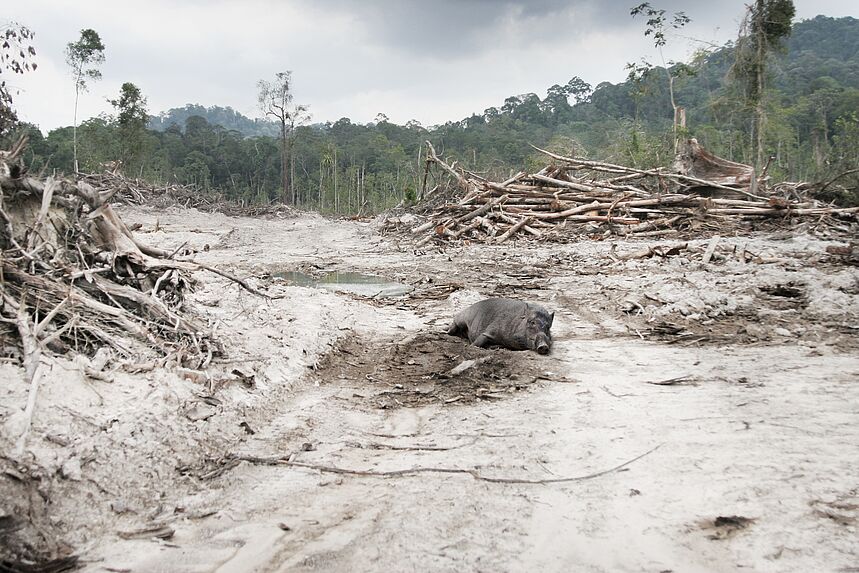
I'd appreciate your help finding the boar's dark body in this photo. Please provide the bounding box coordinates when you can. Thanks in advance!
[447,297,554,355]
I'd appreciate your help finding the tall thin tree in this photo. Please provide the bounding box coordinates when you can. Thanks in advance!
[629,3,692,153]
[257,71,309,204]
[65,28,105,173]
[730,0,795,168]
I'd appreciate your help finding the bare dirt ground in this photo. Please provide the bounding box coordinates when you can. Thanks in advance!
[2,206,858,572]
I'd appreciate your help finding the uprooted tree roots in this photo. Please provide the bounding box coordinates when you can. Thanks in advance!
[413,139,859,245]
[0,138,270,455]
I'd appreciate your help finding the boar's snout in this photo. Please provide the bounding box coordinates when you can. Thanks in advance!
[534,333,551,355]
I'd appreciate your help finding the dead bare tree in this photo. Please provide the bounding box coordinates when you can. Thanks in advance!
[257,71,310,204]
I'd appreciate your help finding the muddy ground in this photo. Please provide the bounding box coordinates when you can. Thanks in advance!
[1,206,858,572]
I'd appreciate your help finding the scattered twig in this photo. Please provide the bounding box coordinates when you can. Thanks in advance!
[187,261,277,299]
[702,235,721,264]
[364,437,478,451]
[226,443,662,485]
[645,375,698,386]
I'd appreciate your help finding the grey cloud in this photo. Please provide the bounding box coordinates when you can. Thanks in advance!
[294,0,756,61]
[7,0,858,131]
[301,0,603,57]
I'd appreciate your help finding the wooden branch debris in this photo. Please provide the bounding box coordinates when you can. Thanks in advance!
[701,235,721,264]
[4,292,44,455]
[77,169,300,218]
[411,140,858,245]
[610,242,689,261]
[673,138,756,189]
[0,145,258,386]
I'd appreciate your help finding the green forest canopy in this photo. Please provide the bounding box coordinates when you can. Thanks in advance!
[9,15,859,212]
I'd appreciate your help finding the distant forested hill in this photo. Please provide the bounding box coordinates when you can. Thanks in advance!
[427,14,859,194]
[148,104,280,138]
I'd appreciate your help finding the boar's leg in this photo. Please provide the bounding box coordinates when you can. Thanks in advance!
[447,320,466,337]
[472,333,495,348]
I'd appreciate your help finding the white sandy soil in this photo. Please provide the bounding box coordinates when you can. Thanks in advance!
[1,206,857,573]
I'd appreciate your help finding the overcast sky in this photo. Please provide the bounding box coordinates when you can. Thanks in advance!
[6,0,858,132]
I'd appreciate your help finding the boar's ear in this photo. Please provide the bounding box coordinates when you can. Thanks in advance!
[548,312,554,327]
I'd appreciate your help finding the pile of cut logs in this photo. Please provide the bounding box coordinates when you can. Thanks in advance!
[412,139,858,245]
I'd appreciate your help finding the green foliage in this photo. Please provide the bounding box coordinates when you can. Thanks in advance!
[111,83,148,127]
[759,0,796,41]
[730,1,796,104]
[816,112,859,205]
[65,28,105,92]
[110,82,149,168]
[729,0,797,165]
[77,116,118,170]
[630,3,691,49]
[629,2,695,152]
[65,28,105,171]
[257,71,310,203]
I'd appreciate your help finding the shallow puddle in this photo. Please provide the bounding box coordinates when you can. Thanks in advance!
[275,270,412,298]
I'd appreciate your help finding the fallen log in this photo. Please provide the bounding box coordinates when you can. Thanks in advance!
[450,217,487,239]
[674,138,755,187]
[457,194,509,223]
[531,144,769,200]
[531,173,650,197]
[497,213,541,237]
[496,216,533,243]
[707,206,859,216]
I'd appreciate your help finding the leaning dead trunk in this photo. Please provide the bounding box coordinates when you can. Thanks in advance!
[672,138,758,192]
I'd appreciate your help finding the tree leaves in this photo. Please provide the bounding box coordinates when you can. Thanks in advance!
[65,28,106,90]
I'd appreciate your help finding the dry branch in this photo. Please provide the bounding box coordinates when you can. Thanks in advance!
[496,216,532,243]
[3,292,44,455]
[612,243,689,260]
[226,443,662,485]
[701,235,721,264]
